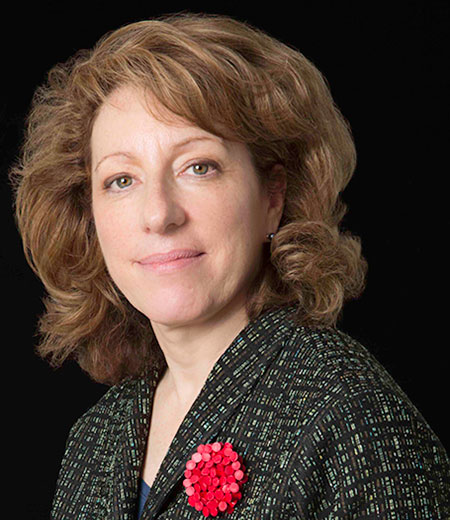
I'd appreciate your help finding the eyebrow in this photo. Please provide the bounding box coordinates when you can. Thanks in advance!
[94,151,135,173]
[173,135,223,150]
[94,135,223,173]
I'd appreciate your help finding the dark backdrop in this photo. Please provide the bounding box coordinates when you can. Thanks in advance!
[2,1,448,517]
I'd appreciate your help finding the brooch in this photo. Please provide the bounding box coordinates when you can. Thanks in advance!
[183,441,248,517]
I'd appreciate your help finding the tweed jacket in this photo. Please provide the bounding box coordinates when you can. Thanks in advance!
[51,304,450,519]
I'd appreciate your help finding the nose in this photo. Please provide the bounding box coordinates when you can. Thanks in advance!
[140,178,186,234]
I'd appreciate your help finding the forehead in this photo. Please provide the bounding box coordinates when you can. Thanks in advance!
[93,86,192,135]
[91,85,227,153]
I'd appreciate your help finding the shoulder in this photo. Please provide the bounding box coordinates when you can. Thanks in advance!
[64,377,145,447]
[51,377,147,518]
[279,316,415,411]
[276,317,446,448]
[277,322,450,514]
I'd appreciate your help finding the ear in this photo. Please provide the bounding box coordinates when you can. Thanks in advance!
[265,164,286,232]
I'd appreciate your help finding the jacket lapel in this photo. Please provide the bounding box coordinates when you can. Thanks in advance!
[125,304,298,519]
[111,367,162,519]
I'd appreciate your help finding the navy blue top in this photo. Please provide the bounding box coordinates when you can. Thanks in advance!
[137,479,151,518]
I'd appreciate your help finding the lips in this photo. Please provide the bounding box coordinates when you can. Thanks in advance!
[138,249,203,265]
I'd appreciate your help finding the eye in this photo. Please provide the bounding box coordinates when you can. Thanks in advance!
[115,175,133,188]
[191,164,209,175]
[186,161,219,177]
[105,175,133,190]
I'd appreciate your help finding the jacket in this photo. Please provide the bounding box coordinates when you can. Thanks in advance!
[51,304,450,519]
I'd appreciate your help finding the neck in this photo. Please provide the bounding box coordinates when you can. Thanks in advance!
[150,297,250,409]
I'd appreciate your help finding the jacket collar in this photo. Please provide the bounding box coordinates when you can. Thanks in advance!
[112,303,298,519]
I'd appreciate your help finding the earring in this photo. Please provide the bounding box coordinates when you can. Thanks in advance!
[266,233,275,242]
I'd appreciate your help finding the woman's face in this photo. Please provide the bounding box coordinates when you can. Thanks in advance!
[91,86,283,328]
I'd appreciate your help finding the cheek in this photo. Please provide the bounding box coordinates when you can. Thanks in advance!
[201,185,262,230]
[223,191,266,238]
[92,199,134,262]
[200,188,265,263]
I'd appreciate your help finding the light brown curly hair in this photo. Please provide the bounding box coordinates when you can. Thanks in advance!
[10,12,367,385]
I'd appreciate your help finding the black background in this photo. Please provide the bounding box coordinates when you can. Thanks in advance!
[2,1,448,517]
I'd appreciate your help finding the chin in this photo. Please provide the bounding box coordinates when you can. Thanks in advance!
[138,293,215,329]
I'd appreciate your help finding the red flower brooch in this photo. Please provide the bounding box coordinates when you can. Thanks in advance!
[183,441,248,517]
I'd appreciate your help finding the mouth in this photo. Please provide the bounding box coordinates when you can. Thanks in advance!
[137,251,205,273]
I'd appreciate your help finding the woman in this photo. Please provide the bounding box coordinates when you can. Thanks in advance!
[10,12,449,519]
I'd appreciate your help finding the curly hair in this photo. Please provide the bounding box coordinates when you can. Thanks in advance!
[10,12,367,385]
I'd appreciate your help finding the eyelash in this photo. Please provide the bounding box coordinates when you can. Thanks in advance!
[103,160,220,191]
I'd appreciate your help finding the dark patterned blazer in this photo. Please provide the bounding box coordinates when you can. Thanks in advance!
[51,305,450,519]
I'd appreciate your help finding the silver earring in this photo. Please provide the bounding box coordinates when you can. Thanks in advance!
[266,233,275,242]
